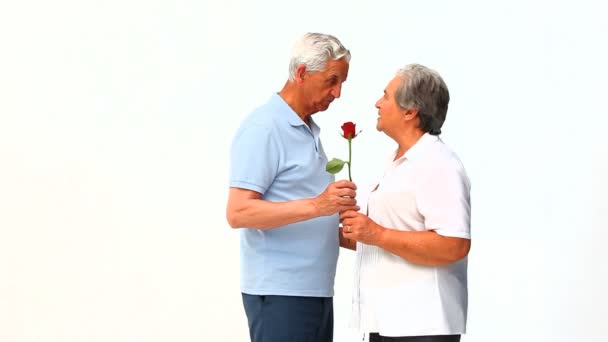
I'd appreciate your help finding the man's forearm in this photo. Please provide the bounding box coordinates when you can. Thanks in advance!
[373,229,470,266]
[227,198,321,229]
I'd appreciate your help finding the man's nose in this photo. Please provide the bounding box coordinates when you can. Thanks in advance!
[331,84,342,99]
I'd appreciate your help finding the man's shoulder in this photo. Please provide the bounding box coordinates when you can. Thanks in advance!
[231,103,285,148]
[246,108,277,127]
[241,97,285,130]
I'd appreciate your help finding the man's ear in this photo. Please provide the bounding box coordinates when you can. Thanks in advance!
[295,64,307,84]
[403,108,419,122]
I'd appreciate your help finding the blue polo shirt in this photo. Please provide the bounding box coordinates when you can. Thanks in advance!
[229,93,339,297]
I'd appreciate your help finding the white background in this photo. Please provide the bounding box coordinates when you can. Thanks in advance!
[1,0,607,341]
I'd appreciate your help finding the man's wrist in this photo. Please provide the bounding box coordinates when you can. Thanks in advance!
[306,198,321,218]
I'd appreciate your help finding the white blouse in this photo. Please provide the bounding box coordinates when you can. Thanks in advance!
[351,133,471,337]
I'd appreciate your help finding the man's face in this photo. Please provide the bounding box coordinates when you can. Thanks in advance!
[301,58,349,114]
[375,76,405,133]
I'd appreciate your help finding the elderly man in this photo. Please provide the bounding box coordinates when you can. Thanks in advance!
[340,64,471,342]
[226,33,359,342]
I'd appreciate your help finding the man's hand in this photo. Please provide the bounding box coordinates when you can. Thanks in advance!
[313,180,359,216]
[340,210,384,245]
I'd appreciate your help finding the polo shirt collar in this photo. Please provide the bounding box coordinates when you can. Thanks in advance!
[271,93,320,134]
[268,93,303,126]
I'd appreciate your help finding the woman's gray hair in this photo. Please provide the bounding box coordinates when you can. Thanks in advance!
[288,33,351,81]
[395,64,450,135]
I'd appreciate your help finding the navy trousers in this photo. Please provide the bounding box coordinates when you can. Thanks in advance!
[369,333,461,342]
[242,293,333,342]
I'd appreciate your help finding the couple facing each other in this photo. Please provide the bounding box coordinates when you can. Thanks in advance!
[227,32,471,342]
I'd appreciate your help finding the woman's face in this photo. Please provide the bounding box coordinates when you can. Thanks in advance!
[375,76,405,134]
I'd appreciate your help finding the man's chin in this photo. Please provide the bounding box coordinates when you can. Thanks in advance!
[317,103,331,112]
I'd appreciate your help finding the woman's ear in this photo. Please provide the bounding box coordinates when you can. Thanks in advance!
[403,108,419,122]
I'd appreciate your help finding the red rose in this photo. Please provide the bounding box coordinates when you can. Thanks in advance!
[327,121,361,181]
[341,122,356,139]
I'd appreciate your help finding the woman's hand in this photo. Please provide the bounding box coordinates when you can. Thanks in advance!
[340,210,384,246]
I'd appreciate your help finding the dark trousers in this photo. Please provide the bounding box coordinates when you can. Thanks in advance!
[242,293,333,342]
[369,333,461,342]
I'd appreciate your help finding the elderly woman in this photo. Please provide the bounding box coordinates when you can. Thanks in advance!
[340,64,471,342]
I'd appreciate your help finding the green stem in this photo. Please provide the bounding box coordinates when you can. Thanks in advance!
[347,136,352,181]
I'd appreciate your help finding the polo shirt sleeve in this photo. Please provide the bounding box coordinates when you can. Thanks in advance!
[229,123,280,195]
[417,160,471,239]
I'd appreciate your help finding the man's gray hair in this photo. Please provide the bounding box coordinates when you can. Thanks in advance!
[395,64,450,135]
[288,33,351,81]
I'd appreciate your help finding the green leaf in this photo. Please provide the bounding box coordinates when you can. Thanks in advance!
[325,158,346,174]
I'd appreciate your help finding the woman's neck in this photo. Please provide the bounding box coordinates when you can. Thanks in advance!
[393,129,425,160]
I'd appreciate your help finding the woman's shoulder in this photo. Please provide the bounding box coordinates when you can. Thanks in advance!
[424,139,468,175]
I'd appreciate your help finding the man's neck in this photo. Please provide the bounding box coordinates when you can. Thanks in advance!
[279,82,312,124]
